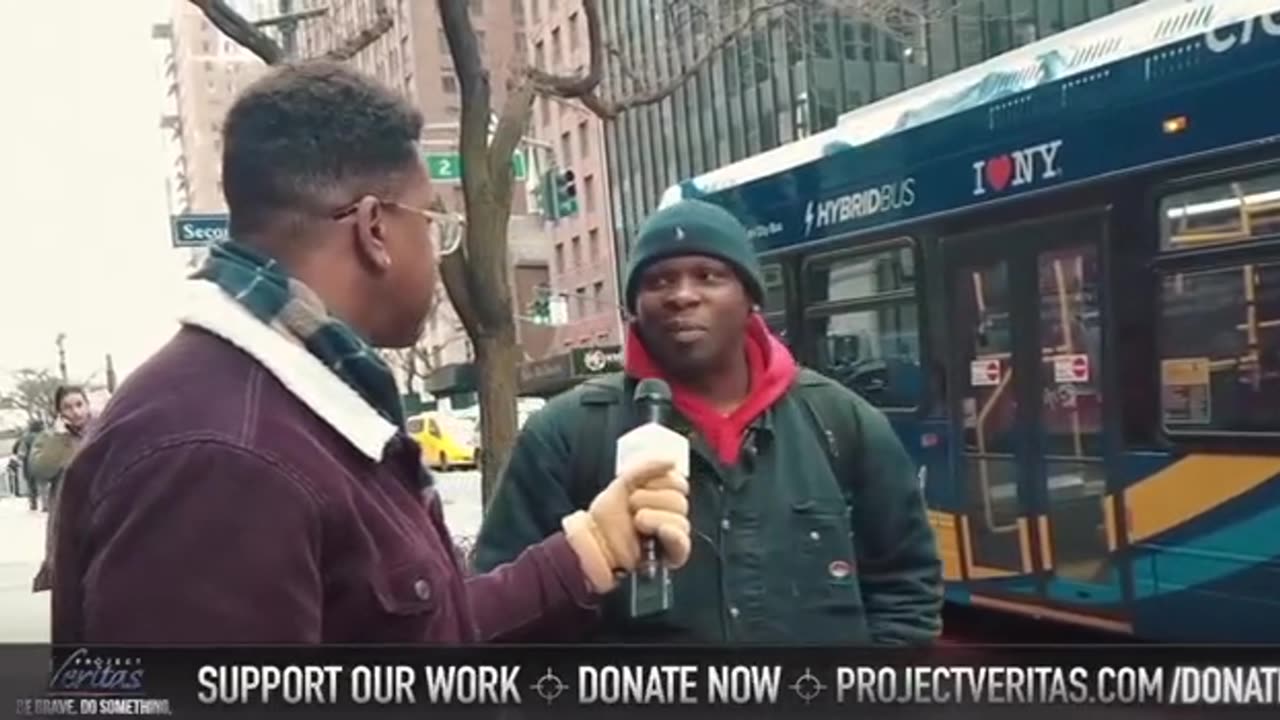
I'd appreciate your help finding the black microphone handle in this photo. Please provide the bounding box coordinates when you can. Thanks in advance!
[637,398,671,580]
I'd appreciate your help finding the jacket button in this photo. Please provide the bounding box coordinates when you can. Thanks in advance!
[809,530,821,542]
[413,579,432,601]
[720,518,731,531]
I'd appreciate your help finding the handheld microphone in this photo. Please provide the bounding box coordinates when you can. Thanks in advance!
[615,378,686,618]
[634,379,672,579]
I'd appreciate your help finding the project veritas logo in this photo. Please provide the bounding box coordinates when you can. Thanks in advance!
[14,649,173,717]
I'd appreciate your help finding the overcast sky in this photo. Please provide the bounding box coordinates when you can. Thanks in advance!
[1,0,190,392]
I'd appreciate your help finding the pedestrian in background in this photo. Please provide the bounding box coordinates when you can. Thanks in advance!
[12,419,45,511]
[30,385,92,592]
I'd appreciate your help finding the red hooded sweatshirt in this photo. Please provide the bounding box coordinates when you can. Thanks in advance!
[624,314,798,466]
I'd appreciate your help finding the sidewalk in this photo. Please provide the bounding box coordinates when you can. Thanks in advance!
[0,497,50,643]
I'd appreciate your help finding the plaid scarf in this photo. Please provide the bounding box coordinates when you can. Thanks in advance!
[191,241,407,430]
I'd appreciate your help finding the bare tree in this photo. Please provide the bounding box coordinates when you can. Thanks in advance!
[191,0,952,506]
[0,369,63,426]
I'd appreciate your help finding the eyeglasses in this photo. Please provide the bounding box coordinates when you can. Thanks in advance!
[331,199,464,258]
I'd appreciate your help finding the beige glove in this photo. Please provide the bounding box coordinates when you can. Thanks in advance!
[562,459,691,593]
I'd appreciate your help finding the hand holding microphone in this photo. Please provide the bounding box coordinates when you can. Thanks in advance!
[562,379,692,599]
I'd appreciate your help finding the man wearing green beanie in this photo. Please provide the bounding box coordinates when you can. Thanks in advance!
[475,199,942,645]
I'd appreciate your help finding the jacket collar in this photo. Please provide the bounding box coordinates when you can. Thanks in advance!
[179,280,398,461]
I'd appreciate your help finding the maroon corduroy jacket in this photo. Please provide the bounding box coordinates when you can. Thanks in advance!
[51,284,600,643]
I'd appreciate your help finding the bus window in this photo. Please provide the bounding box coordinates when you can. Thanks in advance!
[1161,169,1280,251]
[804,244,922,410]
[761,263,786,314]
[1159,262,1280,434]
[1158,167,1280,435]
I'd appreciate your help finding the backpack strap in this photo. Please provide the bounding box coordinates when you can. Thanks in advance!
[569,374,637,507]
[792,368,864,504]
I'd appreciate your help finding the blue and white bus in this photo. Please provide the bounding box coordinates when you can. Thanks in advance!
[659,0,1280,642]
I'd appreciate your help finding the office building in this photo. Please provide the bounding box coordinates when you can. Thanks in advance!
[601,1,1147,262]
[525,0,625,355]
[156,0,273,214]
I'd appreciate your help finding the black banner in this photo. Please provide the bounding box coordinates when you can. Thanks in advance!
[4,645,1279,718]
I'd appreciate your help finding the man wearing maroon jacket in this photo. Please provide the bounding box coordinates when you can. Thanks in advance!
[50,61,691,643]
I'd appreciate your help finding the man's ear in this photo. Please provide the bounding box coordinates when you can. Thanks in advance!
[352,195,392,273]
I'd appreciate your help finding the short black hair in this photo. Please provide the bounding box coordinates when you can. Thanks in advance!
[222,61,425,240]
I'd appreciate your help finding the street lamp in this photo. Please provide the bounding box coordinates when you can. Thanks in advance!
[55,333,68,382]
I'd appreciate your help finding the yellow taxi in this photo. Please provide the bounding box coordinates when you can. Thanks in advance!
[407,412,477,471]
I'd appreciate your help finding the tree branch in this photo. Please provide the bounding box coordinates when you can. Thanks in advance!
[438,0,517,334]
[438,0,492,217]
[526,0,606,97]
[485,82,536,207]
[531,0,956,120]
[440,249,485,344]
[188,0,284,65]
[189,0,396,66]
[323,3,396,61]
[543,0,794,119]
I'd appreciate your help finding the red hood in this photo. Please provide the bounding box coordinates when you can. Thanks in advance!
[624,314,798,466]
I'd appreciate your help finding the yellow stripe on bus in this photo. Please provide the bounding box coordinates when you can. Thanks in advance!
[1123,455,1280,543]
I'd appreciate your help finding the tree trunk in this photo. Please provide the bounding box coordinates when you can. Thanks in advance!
[474,326,520,509]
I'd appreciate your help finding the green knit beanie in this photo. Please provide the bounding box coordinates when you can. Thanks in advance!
[623,199,765,312]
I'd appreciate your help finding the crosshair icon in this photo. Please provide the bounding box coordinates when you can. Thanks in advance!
[789,667,827,704]
[530,667,569,704]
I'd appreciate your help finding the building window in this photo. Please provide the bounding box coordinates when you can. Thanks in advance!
[593,281,604,303]
[476,30,486,55]
[560,131,572,164]
[552,27,563,67]
[589,228,600,261]
[554,242,565,274]
[577,121,589,157]
[805,243,921,409]
[531,0,539,23]
[469,0,483,14]
[576,286,587,318]
[515,32,526,55]
[441,75,458,93]
[584,174,596,213]
[568,12,580,51]
[571,235,581,266]
[511,0,524,22]
[1156,168,1280,434]
[438,28,449,54]
[535,40,545,69]
[540,97,551,126]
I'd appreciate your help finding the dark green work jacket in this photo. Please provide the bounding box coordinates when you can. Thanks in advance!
[473,370,942,645]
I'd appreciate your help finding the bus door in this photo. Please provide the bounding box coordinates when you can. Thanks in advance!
[943,210,1131,626]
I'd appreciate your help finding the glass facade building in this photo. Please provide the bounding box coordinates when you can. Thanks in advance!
[601,0,1147,264]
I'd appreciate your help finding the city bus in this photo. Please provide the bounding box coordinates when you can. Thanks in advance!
[658,0,1280,642]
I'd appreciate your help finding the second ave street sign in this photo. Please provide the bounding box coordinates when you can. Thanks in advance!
[424,151,527,182]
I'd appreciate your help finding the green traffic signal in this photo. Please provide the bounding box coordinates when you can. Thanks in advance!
[556,170,578,217]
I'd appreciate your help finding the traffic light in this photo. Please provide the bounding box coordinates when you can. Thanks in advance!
[556,170,578,217]
[537,169,560,220]
[528,285,552,324]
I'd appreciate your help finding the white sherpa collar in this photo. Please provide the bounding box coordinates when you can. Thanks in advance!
[179,280,398,461]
